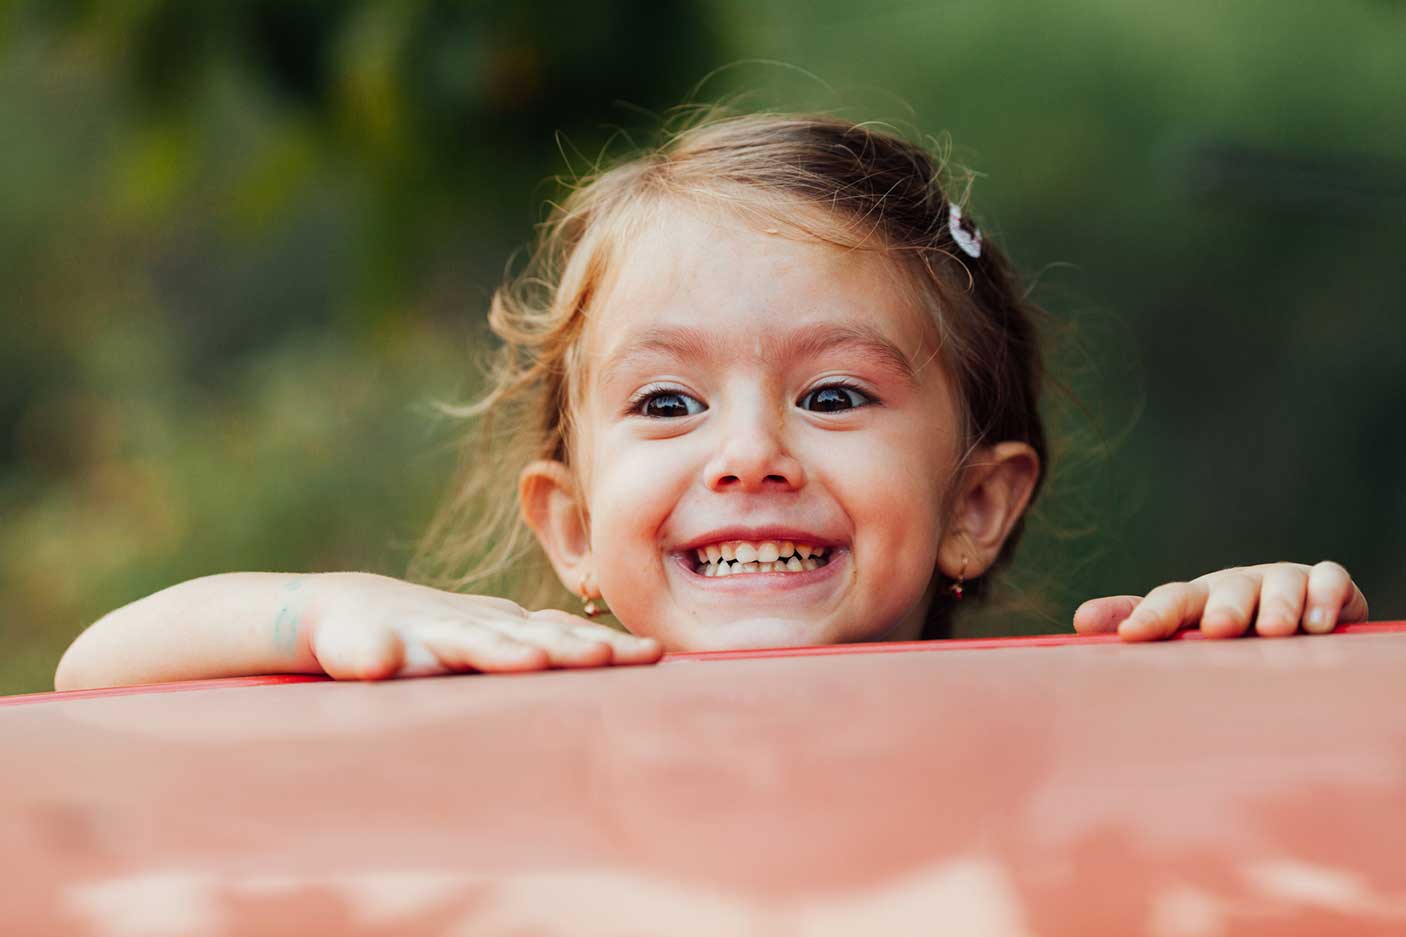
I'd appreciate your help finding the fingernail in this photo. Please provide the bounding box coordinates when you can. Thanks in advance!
[1304,607,1331,634]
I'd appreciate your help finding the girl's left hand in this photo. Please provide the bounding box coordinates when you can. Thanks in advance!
[1072,561,1369,642]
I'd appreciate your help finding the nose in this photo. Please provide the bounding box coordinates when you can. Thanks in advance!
[703,396,807,493]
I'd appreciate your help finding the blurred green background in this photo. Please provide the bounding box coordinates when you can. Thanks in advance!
[4,0,1404,695]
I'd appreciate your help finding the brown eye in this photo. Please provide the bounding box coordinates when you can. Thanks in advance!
[799,385,870,412]
[638,390,705,418]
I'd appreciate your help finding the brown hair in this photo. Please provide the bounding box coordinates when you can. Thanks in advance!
[413,111,1047,638]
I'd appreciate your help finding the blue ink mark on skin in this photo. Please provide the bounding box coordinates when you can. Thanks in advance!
[273,577,307,654]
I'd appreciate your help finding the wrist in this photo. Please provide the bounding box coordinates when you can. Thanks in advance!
[277,572,356,672]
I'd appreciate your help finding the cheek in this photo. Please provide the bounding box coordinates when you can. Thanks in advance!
[806,416,954,606]
[814,417,955,533]
[584,437,697,624]
[588,434,695,534]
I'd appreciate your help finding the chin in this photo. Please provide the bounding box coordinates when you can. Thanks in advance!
[661,615,845,652]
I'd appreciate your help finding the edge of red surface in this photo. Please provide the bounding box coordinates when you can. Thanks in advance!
[5,622,1403,708]
[663,620,1406,661]
[0,673,329,708]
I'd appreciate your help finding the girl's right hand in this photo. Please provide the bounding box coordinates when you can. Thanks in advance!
[311,574,662,680]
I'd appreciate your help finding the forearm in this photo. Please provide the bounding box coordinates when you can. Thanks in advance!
[55,572,330,690]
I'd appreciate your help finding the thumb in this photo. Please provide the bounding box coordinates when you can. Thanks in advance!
[1073,595,1143,635]
[313,617,404,680]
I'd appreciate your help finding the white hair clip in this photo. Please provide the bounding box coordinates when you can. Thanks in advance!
[948,202,982,259]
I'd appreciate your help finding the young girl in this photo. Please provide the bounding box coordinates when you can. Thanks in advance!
[54,113,1369,689]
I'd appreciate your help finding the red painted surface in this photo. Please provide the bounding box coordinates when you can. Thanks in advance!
[5,623,1406,935]
[10,622,1402,709]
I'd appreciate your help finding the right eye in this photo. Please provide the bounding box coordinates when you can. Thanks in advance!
[631,388,706,419]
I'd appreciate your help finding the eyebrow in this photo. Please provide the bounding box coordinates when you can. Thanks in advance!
[597,322,921,389]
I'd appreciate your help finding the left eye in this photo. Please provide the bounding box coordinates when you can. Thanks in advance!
[798,384,871,412]
[635,390,706,418]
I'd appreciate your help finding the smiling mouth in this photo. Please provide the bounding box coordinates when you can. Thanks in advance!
[689,540,833,577]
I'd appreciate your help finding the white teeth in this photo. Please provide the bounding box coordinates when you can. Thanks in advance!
[697,551,827,577]
[693,539,836,577]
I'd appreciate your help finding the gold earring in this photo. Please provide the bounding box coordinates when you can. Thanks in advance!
[578,574,607,618]
[948,556,968,600]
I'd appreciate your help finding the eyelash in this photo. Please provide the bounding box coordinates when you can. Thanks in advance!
[798,379,876,413]
[626,384,705,418]
[626,380,878,418]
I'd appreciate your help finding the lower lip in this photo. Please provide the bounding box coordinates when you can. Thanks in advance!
[671,549,849,592]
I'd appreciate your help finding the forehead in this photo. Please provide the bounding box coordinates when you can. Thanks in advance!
[581,204,938,371]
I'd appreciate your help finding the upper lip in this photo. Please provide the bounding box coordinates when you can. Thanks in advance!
[673,526,845,553]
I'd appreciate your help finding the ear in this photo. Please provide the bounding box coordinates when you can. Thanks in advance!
[519,459,595,597]
[938,441,1041,579]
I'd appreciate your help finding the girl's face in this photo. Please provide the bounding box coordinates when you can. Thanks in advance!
[565,206,965,651]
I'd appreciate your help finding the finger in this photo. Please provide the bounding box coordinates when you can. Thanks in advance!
[1118,582,1209,642]
[507,621,616,668]
[527,608,663,664]
[1072,596,1143,635]
[313,618,403,681]
[569,625,662,664]
[416,623,550,673]
[1248,564,1308,637]
[1304,560,1369,633]
[527,611,663,665]
[1199,573,1260,639]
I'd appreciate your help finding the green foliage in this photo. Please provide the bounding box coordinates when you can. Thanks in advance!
[3,0,1404,692]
